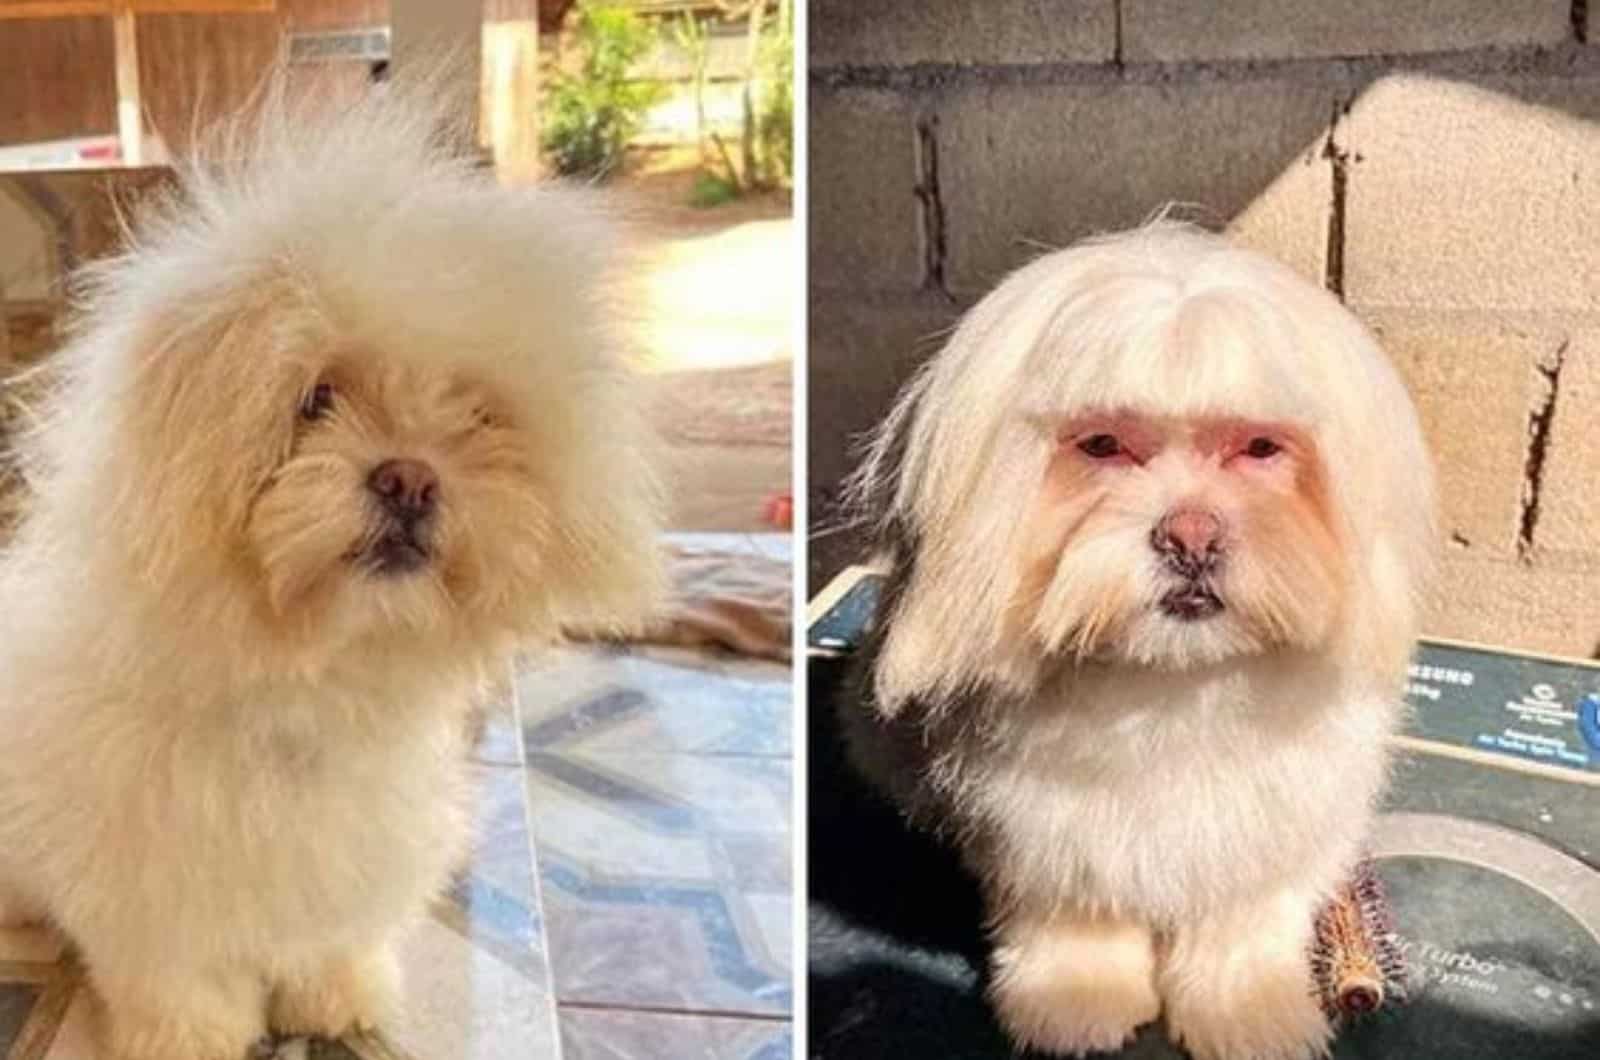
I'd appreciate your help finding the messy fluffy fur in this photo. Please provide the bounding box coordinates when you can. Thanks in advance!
[0,79,660,1059]
[847,224,1435,1059]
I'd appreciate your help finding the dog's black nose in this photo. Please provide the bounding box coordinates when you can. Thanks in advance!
[367,459,439,520]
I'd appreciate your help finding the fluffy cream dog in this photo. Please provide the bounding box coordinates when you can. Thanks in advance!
[846,223,1435,1059]
[0,83,660,1058]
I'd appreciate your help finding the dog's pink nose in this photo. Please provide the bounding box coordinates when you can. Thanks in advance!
[368,458,439,519]
[1154,507,1222,559]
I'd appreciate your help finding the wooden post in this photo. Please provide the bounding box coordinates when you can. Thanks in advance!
[111,0,142,166]
[390,0,483,148]
[482,14,540,182]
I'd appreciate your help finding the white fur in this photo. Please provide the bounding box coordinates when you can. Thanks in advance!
[1162,888,1333,1060]
[990,914,1161,1054]
[850,224,1437,1058]
[0,76,660,1059]
[967,659,1392,925]
[854,224,1433,707]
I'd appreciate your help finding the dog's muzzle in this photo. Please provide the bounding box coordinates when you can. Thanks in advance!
[359,458,440,576]
[1151,508,1226,620]
[1158,581,1225,620]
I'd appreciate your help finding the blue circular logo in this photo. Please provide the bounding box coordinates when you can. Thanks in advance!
[1579,693,1600,753]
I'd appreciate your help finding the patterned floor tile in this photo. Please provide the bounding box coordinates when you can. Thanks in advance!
[522,636,792,1022]
[385,916,559,1060]
[471,692,526,768]
[439,765,553,992]
[558,1007,791,1060]
[520,648,790,758]
[527,734,791,1016]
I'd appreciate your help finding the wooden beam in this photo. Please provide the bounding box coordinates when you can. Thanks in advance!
[0,0,271,17]
[0,1,112,18]
[112,0,141,166]
[124,0,273,11]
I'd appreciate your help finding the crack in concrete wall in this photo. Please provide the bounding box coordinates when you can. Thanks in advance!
[1113,0,1125,69]
[1322,97,1351,298]
[913,115,951,297]
[1518,339,1568,562]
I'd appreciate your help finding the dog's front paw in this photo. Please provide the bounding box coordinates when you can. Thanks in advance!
[1161,893,1332,1060]
[270,947,401,1040]
[1164,967,1329,1060]
[989,914,1161,1056]
[94,970,265,1060]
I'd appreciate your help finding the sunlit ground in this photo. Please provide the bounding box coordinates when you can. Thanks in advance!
[607,154,793,531]
[632,216,794,372]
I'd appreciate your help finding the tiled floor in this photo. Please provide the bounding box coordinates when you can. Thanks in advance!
[0,533,793,1060]
[518,532,793,1059]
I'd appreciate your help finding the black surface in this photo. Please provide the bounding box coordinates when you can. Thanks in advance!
[1384,749,1597,866]
[1336,857,1600,1058]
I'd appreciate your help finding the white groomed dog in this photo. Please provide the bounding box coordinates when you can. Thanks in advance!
[0,79,661,1058]
[846,223,1436,1059]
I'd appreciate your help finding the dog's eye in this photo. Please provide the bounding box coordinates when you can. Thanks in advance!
[1077,433,1123,459]
[1244,437,1281,459]
[300,382,335,422]
[474,405,498,429]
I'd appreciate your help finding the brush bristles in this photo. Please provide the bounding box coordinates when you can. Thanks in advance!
[1310,858,1408,1020]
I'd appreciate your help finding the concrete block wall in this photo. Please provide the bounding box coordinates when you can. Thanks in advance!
[809,1,1600,659]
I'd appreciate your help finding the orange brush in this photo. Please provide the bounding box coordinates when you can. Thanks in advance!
[1311,859,1408,1020]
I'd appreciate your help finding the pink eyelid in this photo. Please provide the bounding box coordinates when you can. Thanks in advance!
[1062,420,1159,465]
[1057,416,1302,468]
[1214,428,1294,465]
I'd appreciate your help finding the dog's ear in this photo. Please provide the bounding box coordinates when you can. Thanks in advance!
[853,372,1050,716]
[857,514,922,720]
[846,373,938,721]
[845,367,929,559]
[92,279,304,581]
